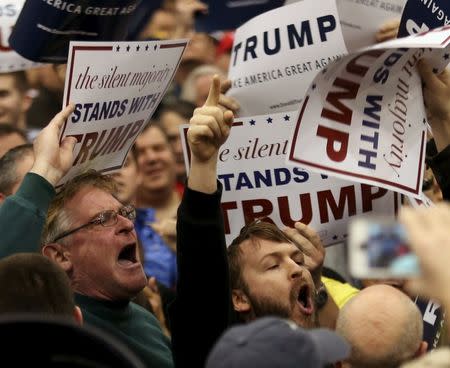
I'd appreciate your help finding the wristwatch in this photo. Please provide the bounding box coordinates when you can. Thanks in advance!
[315,282,328,309]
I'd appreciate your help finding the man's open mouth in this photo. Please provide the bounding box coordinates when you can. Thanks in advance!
[297,284,314,315]
[118,243,138,267]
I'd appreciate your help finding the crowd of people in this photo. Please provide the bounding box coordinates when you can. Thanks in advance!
[1,0,450,367]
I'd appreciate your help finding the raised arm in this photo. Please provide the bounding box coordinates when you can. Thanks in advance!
[171,76,235,368]
[0,105,76,257]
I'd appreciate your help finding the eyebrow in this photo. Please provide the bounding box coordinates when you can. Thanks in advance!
[259,249,304,264]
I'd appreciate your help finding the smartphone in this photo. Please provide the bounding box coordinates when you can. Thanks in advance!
[348,216,420,279]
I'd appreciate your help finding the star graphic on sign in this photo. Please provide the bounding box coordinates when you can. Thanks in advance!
[445,54,449,60]
[266,117,273,124]
[145,45,149,51]
[126,45,131,52]
[136,45,140,51]
[284,115,290,121]
[249,119,256,126]
[154,45,158,50]
[423,118,427,125]
[116,45,120,52]
[332,235,338,240]
[433,68,438,74]
[312,84,316,90]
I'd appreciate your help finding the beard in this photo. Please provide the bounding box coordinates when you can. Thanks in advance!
[244,286,318,328]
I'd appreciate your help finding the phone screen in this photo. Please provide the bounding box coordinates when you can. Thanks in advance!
[349,217,419,279]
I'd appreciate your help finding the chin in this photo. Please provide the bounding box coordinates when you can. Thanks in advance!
[128,278,148,296]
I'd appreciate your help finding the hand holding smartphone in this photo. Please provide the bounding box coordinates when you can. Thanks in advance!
[349,216,420,279]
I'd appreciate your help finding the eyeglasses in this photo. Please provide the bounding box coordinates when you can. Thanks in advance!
[51,204,136,243]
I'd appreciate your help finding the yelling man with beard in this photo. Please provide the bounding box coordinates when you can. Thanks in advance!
[171,76,338,368]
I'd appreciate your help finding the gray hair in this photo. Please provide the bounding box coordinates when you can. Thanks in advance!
[180,64,226,104]
[0,144,33,195]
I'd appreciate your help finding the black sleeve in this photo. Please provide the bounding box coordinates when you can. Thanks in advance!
[427,141,450,201]
[169,182,231,368]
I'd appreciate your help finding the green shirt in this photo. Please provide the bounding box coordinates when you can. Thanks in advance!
[76,294,173,368]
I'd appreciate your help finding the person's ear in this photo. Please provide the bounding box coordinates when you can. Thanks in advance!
[42,243,73,272]
[21,93,32,113]
[232,289,251,312]
[416,341,428,357]
[0,192,6,205]
[73,306,83,325]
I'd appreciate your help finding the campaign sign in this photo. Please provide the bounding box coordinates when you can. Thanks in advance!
[398,0,450,73]
[227,0,348,117]
[9,0,139,63]
[337,0,406,52]
[180,112,400,246]
[399,0,450,37]
[288,27,450,198]
[415,298,445,351]
[0,0,38,72]
[58,39,187,186]
[195,0,286,33]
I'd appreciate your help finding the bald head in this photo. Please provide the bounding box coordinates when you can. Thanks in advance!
[336,285,424,368]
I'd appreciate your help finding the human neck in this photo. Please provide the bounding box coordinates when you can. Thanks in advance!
[137,187,179,212]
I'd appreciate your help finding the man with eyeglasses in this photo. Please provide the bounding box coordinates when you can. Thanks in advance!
[0,105,173,368]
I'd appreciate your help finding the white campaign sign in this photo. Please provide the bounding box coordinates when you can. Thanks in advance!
[180,112,400,246]
[337,0,406,52]
[0,0,39,72]
[287,26,450,198]
[59,39,187,186]
[227,0,348,116]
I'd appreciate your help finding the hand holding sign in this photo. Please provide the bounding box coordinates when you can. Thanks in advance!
[30,104,77,187]
[400,204,450,308]
[418,59,450,152]
[283,222,325,288]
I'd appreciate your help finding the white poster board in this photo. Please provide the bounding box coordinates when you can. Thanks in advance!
[287,26,450,198]
[59,39,187,185]
[181,112,400,246]
[227,0,348,116]
[337,0,406,52]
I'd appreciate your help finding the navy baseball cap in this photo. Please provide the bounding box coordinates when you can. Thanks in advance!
[0,314,146,367]
[206,317,350,368]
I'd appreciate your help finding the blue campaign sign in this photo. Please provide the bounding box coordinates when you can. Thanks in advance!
[398,0,450,37]
[9,0,139,63]
[125,0,164,40]
[415,298,445,350]
[195,0,287,32]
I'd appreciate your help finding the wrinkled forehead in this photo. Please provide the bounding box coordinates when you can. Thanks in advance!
[65,185,121,222]
[239,238,300,265]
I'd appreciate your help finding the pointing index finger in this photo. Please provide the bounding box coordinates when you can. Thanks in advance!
[204,75,221,107]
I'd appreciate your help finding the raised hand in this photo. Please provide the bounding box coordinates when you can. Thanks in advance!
[186,75,234,193]
[30,104,77,186]
[400,204,450,307]
[418,60,450,152]
[187,75,234,163]
[283,222,325,288]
